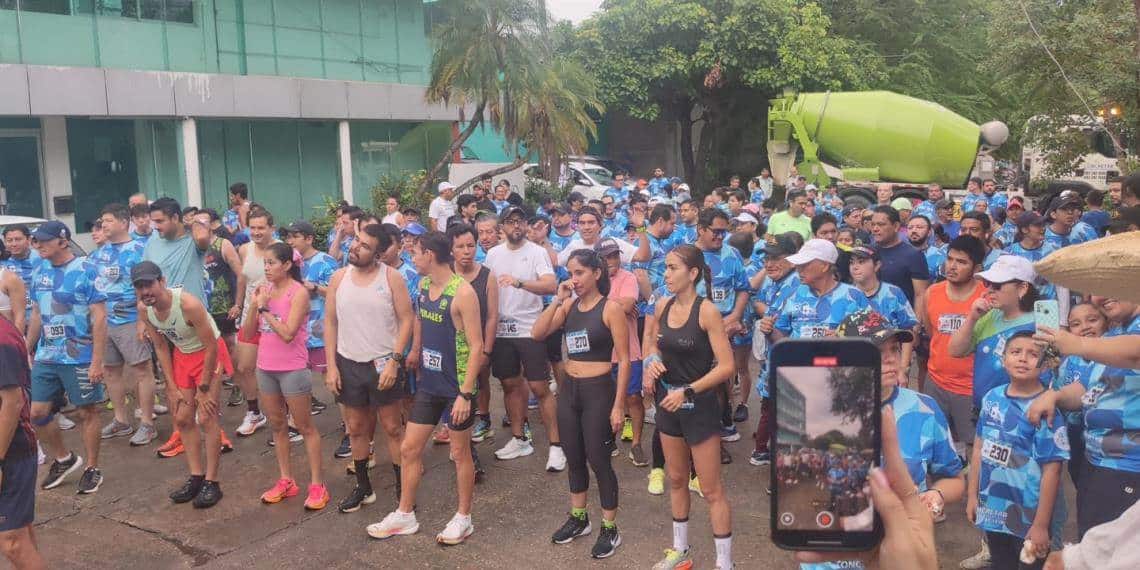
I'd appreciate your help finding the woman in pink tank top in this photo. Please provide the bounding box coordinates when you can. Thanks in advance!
[240,243,328,509]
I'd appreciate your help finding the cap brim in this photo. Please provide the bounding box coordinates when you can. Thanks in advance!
[785,252,817,266]
[871,329,915,345]
[976,267,1012,283]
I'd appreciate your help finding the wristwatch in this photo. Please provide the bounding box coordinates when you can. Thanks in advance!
[514,278,524,289]
[391,353,406,367]
[198,383,211,393]
[459,391,476,402]
[683,386,696,401]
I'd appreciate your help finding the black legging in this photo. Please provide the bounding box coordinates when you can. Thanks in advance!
[557,374,619,510]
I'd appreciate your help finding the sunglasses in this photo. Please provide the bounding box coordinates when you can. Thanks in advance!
[706,228,728,238]
[984,280,1012,290]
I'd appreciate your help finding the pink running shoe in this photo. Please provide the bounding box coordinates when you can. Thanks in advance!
[304,483,330,511]
[261,478,299,504]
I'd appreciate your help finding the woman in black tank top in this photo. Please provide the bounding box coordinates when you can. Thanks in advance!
[641,245,736,569]
[532,249,630,557]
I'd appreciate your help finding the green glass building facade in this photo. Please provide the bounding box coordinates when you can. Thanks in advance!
[0,0,458,241]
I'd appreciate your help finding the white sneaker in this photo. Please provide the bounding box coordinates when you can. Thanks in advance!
[959,541,990,569]
[58,415,76,431]
[495,437,534,460]
[546,446,567,472]
[37,443,46,466]
[135,404,170,420]
[366,510,419,540]
[236,411,268,436]
[436,513,474,545]
[644,406,656,425]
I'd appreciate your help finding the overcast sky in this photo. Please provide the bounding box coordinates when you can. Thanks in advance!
[547,0,604,24]
[779,367,864,439]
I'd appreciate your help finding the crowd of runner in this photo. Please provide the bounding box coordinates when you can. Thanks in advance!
[1,169,1140,569]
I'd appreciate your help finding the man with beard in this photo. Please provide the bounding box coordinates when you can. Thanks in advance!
[547,205,579,254]
[907,214,945,282]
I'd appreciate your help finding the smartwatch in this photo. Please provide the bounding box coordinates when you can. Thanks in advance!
[683,386,696,401]
[459,391,476,402]
[391,353,406,366]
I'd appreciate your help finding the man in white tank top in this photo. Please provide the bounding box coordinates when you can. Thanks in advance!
[324,225,415,513]
[232,209,276,436]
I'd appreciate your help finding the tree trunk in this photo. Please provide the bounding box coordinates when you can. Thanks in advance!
[453,156,528,194]
[419,100,489,193]
[676,97,697,185]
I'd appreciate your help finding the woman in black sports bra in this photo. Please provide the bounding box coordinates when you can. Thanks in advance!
[533,248,630,559]
[642,244,736,570]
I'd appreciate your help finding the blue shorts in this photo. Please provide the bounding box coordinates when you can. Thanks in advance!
[612,360,643,396]
[0,454,36,531]
[731,332,753,348]
[31,363,105,407]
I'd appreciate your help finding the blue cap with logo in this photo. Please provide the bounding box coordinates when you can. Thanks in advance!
[31,220,71,242]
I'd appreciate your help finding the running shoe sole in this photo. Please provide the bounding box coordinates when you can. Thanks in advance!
[339,493,376,513]
[41,457,84,490]
[367,521,419,539]
[552,523,591,544]
[748,456,771,466]
[591,534,622,558]
[436,525,474,546]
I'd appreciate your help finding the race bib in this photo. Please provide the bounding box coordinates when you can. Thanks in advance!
[44,324,66,340]
[104,265,121,282]
[422,348,443,372]
[711,287,729,303]
[981,439,1013,467]
[938,314,965,334]
[497,319,521,338]
[373,354,392,374]
[801,325,829,339]
[566,330,591,354]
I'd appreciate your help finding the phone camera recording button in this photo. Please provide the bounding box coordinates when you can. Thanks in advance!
[779,512,795,526]
[816,511,835,528]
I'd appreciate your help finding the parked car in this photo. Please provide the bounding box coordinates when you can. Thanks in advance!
[523,161,617,200]
[0,215,88,256]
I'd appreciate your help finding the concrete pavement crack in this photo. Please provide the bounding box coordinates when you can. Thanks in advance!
[97,513,215,566]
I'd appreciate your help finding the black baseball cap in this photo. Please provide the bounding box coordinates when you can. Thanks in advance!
[31,220,71,242]
[1047,190,1084,214]
[547,203,568,215]
[130,261,163,285]
[764,232,803,257]
[285,220,316,236]
[499,205,527,222]
[836,308,915,345]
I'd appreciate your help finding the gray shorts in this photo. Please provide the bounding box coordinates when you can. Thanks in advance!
[922,380,975,455]
[105,322,152,367]
[256,368,312,396]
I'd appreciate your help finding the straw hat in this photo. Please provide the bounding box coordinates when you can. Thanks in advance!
[1034,232,1140,302]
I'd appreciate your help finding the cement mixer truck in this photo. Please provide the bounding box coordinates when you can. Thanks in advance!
[766,91,1012,206]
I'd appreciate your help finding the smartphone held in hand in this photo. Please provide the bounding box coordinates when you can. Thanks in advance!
[769,338,884,551]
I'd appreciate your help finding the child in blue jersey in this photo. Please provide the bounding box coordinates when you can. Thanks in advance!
[968,331,1067,569]
[848,246,918,381]
[1051,303,1108,486]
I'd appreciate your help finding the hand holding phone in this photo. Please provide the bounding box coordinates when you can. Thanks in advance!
[1033,300,1060,332]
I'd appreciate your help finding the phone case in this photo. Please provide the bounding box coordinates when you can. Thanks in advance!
[1034,300,1060,330]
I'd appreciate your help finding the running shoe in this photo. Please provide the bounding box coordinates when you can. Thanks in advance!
[621,417,633,441]
[720,425,741,442]
[629,445,649,467]
[720,445,732,465]
[688,476,703,498]
[591,524,621,559]
[77,467,103,494]
[170,477,204,504]
[310,395,327,415]
[235,411,267,436]
[220,429,234,453]
[366,510,419,539]
[436,513,474,545]
[471,416,493,443]
[304,484,330,511]
[647,468,665,496]
[156,430,182,456]
[433,428,450,444]
[733,403,749,423]
[130,423,158,447]
[100,419,134,440]
[193,481,223,509]
[644,406,656,424]
[58,414,76,431]
[41,453,83,490]
[345,454,376,475]
[502,415,511,428]
[527,395,539,410]
[226,386,244,407]
[748,450,771,466]
[334,434,352,459]
[652,548,693,570]
[959,542,991,569]
[546,446,567,472]
[338,486,377,513]
[261,478,300,504]
[551,513,591,544]
[494,437,534,460]
[158,441,185,459]
[267,427,303,447]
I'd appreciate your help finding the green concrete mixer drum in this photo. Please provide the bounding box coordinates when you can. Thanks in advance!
[766,91,1008,188]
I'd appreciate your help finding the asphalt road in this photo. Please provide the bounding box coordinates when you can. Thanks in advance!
[29,377,1077,569]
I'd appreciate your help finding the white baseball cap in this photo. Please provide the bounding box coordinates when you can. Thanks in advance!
[732,212,759,225]
[977,254,1037,284]
[785,238,838,266]
[438,181,456,193]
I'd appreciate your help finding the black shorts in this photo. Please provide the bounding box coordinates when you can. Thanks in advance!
[1076,461,1140,538]
[409,390,475,431]
[212,314,237,336]
[334,353,408,409]
[0,453,36,531]
[545,327,563,363]
[490,338,550,382]
[654,383,723,446]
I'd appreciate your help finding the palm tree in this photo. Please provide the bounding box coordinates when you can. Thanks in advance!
[422,0,604,193]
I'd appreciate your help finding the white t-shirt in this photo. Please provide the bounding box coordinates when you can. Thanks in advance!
[484,240,554,338]
[557,237,637,266]
[428,196,457,231]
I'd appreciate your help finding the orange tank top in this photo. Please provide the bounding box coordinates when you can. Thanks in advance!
[925,280,986,396]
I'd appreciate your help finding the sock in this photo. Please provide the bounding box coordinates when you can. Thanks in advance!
[354,460,371,492]
[247,399,260,415]
[714,534,733,569]
[602,518,616,530]
[571,507,588,521]
[550,442,562,448]
[672,518,689,552]
[190,474,205,484]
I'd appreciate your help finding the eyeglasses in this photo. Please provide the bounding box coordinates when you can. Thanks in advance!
[502,218,525,226]
[709,228,728,238]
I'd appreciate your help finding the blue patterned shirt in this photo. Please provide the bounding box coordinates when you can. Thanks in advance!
[301,251,337,350]
[753,272,801,398]
[888,387,963,490]
[31,257,107,365]
[1045,222,1098,250]
[774,282,870,339]
[90,239,147,326]
[701,245,749,316]
[1082,317,1140,472]
[864,282,918,330]
[969,310,1041,408]
[922,245,946,282]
